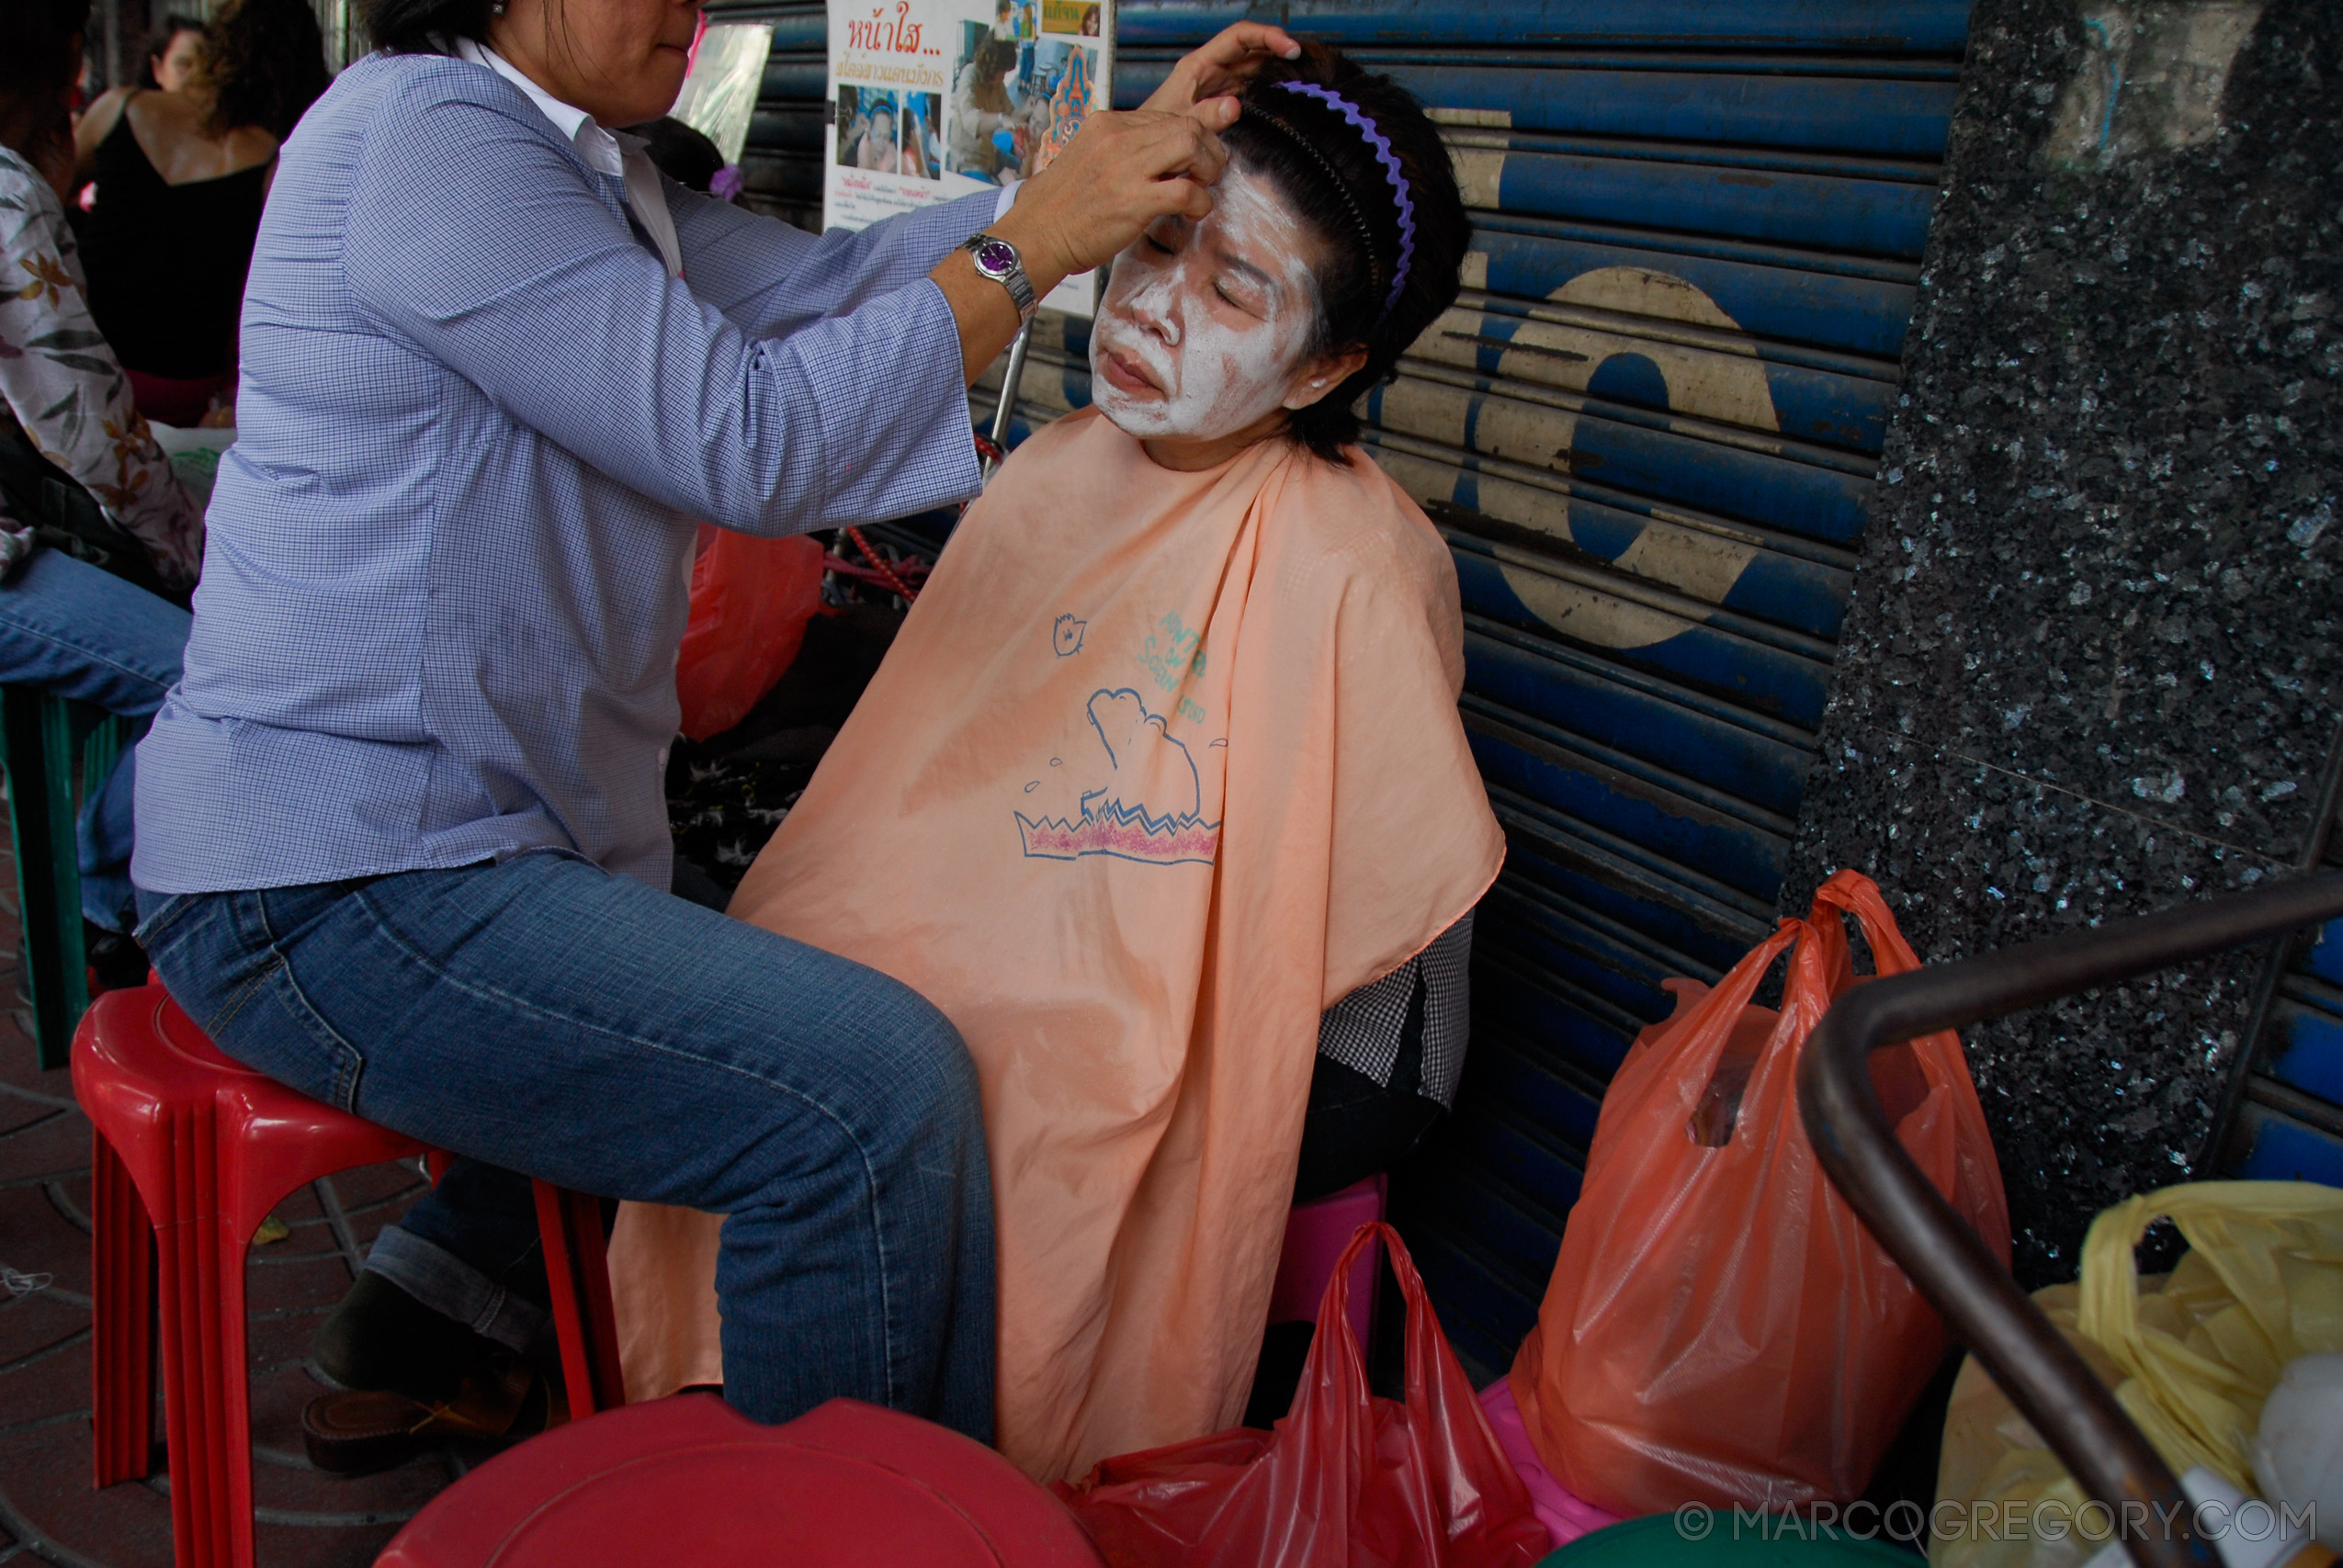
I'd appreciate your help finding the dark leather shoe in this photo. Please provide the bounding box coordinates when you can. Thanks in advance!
[301,1359,561,1475]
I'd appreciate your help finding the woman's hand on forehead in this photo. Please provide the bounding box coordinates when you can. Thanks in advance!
[939,22,1294,389]
[992,111,1228,286]
[1141,22,1303,133]
[997,23,1298,287]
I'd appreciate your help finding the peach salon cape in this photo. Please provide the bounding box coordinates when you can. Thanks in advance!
[607,407,1504,1481]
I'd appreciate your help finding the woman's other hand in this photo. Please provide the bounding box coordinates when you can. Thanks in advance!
[1140,23,1301,130]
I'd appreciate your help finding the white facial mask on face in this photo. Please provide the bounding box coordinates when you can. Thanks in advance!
[1088,167,1324,444]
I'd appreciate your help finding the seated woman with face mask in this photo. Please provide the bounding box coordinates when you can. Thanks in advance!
[608,45,1498,1483]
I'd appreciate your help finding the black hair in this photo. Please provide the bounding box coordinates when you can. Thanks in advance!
[152,12,205,56]
[1218,42,1466,462]
[141,14,205,89]
[205,0,331,139]
[0,0,89,106]
[623,115,724,193]
[357,0,495,56]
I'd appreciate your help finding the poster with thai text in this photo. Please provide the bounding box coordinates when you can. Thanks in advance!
[825,0,1111,316]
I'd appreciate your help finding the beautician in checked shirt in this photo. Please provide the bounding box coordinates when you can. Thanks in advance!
[127,0,1303,1449]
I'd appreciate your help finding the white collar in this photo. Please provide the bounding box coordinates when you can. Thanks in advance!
[455,37,624,178]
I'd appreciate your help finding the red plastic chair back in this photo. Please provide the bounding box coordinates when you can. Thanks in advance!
[379,1394,1105,1567]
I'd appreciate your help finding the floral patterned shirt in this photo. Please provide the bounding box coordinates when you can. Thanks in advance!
[0,144,203,587]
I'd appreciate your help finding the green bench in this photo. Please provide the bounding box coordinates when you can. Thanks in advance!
[3,686,136,1070]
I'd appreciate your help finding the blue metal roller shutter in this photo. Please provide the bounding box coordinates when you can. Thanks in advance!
[707,0,830,231]
[977,0,1970,1382]
[2223,795,2343,1189]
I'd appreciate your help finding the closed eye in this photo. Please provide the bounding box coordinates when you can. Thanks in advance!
[1214,281,1266,318]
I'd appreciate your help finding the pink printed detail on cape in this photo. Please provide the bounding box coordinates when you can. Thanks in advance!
[1015,686,1218,865]
[1016,801,1220,864]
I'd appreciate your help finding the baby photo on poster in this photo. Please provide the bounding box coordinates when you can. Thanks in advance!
[837,85,909,174]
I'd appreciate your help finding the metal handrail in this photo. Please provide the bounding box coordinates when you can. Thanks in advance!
[1796,869,2343,1568]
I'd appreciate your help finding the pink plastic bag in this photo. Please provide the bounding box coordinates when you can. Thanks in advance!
[674,527,824,741]
[1056,1223,1549,1568]
[1473,1381,1618,1549]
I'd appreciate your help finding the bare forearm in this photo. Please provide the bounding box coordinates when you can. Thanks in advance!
[934,249,1024,387]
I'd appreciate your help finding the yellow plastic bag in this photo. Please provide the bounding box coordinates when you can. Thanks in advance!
[1931,1181,2343,1568]
[2077,1180,2343,1488]
[1933,1283,2119,1568]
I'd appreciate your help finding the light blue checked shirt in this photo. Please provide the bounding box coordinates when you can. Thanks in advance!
[134,50,1007,895]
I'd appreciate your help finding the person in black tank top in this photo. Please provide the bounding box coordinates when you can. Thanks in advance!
[72,0,326,422]
[80,104,268,383]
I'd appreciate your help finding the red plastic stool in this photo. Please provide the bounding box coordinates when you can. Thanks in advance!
[1266,1173,1387,1349]
[379,1394,1104,1567]
[71,984,627,1568]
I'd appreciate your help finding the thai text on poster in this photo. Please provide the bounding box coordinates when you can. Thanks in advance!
[825,0,1111,316]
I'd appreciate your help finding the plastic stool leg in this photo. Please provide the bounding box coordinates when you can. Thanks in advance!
[2,686,85,1071]
[89,1126,155,1486]
[36,695,90,1054]
[533,1182,626,1416]
[152,1117,258,1568]
[213,1218,258,1568]
[153,1167,215,1565]
[79,712,130,808]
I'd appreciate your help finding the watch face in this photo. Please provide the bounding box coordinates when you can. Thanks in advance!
[974,238,1018,278]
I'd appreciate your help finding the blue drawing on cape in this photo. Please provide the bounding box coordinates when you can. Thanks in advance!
[1015,688,1220,865]
[1052,614,1087,657]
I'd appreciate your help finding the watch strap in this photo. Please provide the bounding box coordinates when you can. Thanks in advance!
[962,232,1040,324]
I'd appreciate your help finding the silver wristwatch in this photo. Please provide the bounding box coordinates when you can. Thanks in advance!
[961,232,1039,324]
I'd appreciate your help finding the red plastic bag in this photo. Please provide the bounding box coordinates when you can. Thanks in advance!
[674,527,825,741]
[1510,869,2010,1516]
[1056,1223,1549,1568]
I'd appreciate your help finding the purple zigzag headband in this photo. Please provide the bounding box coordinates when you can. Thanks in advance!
[1274,80,1417,318]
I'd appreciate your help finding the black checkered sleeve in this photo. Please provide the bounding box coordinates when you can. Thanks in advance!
[1315,912,1474,1108]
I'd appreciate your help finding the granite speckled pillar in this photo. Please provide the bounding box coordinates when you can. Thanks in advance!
[1784,0,2343,1285]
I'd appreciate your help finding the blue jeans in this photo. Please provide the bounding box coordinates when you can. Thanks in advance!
[0,547,190,929]
[133,852,996,1435]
